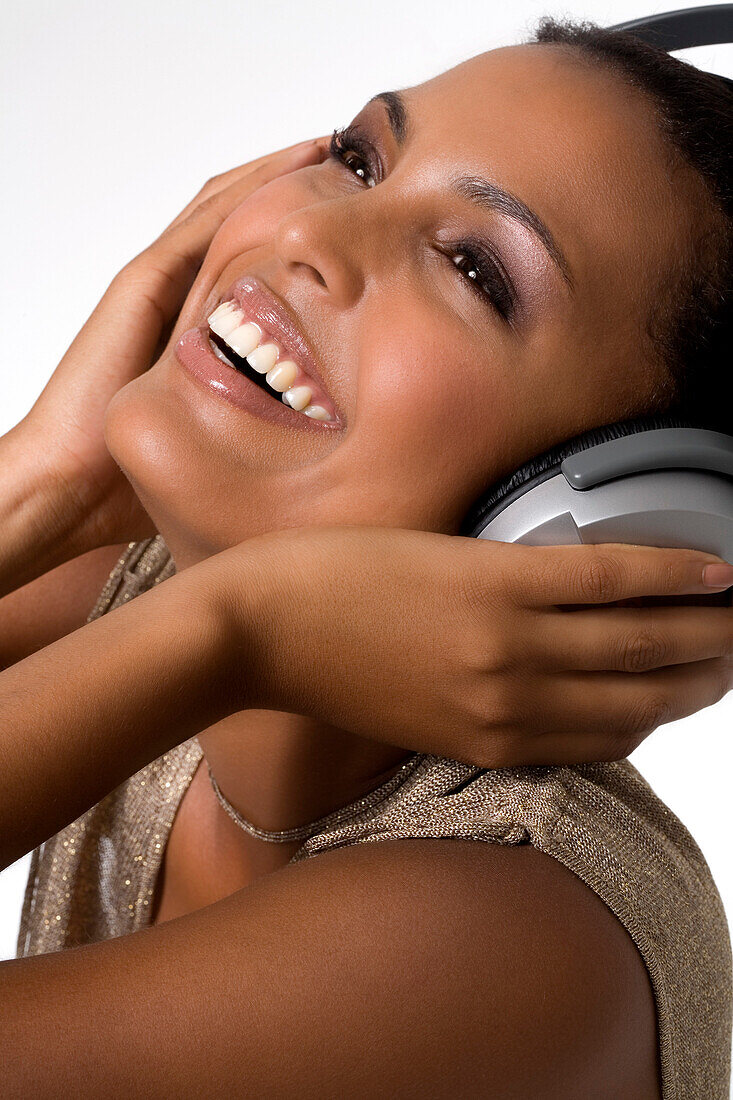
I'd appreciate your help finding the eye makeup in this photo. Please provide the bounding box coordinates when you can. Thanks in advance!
[328,115,520,325]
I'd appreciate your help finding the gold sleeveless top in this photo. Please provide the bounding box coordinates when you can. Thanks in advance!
[15,536,732,1099]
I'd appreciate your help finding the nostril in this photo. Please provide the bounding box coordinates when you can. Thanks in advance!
[290,263,327,288]
[297,261,325,288]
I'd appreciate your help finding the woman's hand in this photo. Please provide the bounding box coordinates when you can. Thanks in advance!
[8,137,327,560]
[210,526,733,767]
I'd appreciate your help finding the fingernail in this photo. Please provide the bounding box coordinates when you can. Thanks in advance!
[702,563,733,588]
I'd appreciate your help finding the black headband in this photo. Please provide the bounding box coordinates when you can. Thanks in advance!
[609,4,733,92]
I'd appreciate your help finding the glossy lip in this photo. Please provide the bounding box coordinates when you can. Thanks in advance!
[214,273,345,427]
[174,325,345,433]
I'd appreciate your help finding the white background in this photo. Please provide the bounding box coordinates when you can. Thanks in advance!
[1,0,731,980]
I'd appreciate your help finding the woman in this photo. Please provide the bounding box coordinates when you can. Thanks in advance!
[1,15,732,1098]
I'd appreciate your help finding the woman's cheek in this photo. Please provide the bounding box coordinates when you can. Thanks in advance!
[199,176,304,278]
[356,328,489,523]
[362,311,484,442]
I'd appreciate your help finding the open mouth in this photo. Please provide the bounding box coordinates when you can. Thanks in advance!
[206,300,337,422]
[208,330,279,397]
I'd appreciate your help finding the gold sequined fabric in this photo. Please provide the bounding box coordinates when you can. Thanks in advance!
[16,535,732,1099]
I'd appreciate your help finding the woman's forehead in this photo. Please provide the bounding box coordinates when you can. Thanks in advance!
[391,44,688,306]
[405,45,667,204]
[414,42,652,128]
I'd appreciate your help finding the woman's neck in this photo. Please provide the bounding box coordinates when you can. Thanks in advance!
[162,535,415,864]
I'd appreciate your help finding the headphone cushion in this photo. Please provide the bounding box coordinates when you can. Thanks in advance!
[459,412,695,537]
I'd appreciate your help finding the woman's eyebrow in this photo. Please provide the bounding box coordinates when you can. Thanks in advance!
[367,89,575,293]
[367,90,410,145]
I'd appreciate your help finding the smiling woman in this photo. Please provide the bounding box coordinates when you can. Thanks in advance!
[1,12,733,1100]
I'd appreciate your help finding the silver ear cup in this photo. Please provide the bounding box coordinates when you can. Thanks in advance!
[468,426,733,559]
[459,415,702,540]
[475,468,733,561]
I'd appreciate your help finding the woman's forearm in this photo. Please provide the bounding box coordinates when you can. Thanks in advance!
[0,423,90,599]
[0,557,241,872]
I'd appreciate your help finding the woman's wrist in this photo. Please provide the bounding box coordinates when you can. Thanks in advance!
[0,420,100,598]
[193,538,282,717]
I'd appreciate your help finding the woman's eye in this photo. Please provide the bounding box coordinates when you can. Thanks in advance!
[328,126,515,323]
[328,126,378,188]
[450,246,515,322]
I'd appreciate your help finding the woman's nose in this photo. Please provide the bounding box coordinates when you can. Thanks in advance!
[273,195,366,306]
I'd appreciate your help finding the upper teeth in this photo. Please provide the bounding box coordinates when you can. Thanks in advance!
[207,300,333,422]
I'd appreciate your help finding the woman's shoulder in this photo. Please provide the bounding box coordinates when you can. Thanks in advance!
[293,753,732,1099]
[294,755,732,995]
[276,832,663,1097]
[7,822,662,1099]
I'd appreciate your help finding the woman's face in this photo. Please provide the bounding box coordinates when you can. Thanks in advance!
[105,43,700,566]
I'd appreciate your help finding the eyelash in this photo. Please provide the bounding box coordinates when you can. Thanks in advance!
[328,124,515,322]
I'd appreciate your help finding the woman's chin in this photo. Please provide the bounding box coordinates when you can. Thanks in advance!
[102,366,304,563]
[103,374,224,561]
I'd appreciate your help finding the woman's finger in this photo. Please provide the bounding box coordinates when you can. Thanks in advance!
[140,138,326,277]
[501,655,732,764]
[163,137,329,232]
[536,603,733,672]
[507,541,732,608]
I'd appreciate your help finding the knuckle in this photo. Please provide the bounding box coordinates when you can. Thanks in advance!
[478,676,519,733]
[114,252,159,285]
[599,731,640,762]
[200,174,223,194]
[111,258,140,286]
[110,258,156,299]
[483,632,523,676]
[624,692,672,738]
[620,630,668,673]
[576,550,623,603]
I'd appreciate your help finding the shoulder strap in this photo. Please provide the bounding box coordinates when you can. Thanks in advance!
[86,535,176,623]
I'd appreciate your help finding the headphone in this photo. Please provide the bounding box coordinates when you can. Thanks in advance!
[462,5,733,563]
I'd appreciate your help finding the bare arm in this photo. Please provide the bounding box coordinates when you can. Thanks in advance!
[0,542,129,672]
[2,523,732,873]
[0,839,661,1098]
[0,551,237,871]
[0,425,97,599]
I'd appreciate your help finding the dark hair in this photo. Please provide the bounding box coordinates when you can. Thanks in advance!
[527,17,732,434]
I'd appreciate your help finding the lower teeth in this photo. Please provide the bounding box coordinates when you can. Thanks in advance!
[208,335,236,368]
